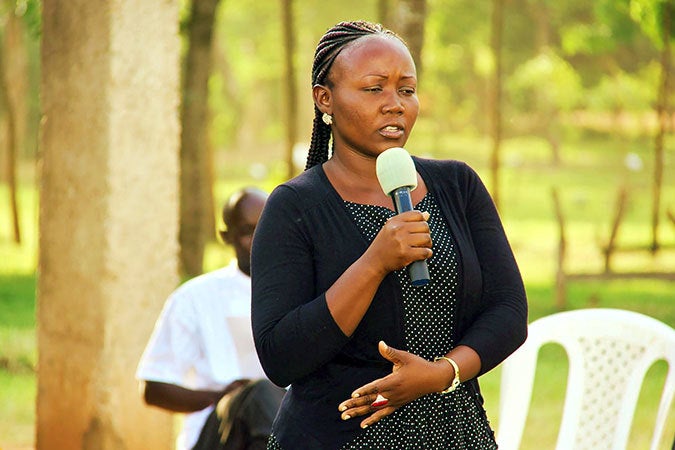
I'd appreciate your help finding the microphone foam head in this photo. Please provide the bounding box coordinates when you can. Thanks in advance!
[376,147,417,195]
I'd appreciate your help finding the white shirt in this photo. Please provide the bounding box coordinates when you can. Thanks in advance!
[136,260,265,450]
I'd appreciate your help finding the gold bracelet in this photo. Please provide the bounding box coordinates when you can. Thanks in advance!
[434,356,460,394]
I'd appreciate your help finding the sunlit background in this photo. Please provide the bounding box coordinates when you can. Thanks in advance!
[0,0,673,448]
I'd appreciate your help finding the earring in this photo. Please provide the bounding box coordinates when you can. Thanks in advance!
[322,112,333,126]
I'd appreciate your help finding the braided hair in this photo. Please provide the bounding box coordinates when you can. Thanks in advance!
[305,21,402,170]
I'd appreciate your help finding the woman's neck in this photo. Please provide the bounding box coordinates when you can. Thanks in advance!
[323,154,392,208]
[323,151,428,208]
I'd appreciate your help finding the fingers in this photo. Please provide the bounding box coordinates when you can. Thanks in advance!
[337,342,404,410]
[337,342,436,429]
[338,373,390,413]
[378,340,402,366]
[338,391,385,418]
[360,407,395,429]
[390,210,430,232]
[395,210,429,222]
[382,211,432,253]
[338,392,396,429]
[338,391,395,428]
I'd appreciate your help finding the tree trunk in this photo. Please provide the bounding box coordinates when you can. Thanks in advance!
[211,39,244,149]
[0,12,21,244]
[551,188,566,310]
[489,0,504,210]
[389,0,427,79]
[180,0,220,277]
[651,0,671,253]
[281,0,298,180]
[377,0,390,25]
[528,1,561,166]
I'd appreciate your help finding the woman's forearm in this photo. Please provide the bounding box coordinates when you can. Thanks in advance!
[325,252,389,336]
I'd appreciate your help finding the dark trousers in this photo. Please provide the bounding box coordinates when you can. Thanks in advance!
[192,379,285,450]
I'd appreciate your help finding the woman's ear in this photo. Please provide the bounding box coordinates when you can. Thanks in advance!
[312,84,331,114]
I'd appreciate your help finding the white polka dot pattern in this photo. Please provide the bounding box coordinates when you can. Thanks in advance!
[338,193,497,449]
[267,193,497,450]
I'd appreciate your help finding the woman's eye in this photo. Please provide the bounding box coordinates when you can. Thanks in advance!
[400,87,416,95]
[365,87,382,92]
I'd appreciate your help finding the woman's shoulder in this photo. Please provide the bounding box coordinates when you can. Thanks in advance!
[414,155,472,172]
[414,156,480,187]
[267,165,333,209]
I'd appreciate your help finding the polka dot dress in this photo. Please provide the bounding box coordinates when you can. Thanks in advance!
[267,192,497,450]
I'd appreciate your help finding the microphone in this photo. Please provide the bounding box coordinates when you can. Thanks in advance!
[376,147,430,286]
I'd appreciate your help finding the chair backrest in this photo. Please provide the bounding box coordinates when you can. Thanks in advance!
[496,308,675,450]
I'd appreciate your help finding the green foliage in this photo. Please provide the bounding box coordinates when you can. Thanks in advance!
[548,0,658,87]
[209,0,380,152]
[192,0,670,151]
[12,0,41,38]
[1,0,667,151]
[211,1,291,150]
[422,0,492,131]
[562,22,618,55]
[586,63,659,111]
[629,0,673,48]
[507,50,583,112]
[560,0,654,56]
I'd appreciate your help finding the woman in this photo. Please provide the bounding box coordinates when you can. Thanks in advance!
[251,20,527,450]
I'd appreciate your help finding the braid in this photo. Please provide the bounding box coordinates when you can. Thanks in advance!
[305,21,402,170]
[305,110,332,170]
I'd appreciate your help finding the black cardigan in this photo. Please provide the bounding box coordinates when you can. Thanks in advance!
[251,157,528,449]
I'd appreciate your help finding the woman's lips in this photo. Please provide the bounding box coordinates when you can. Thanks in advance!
[379,125,404,139]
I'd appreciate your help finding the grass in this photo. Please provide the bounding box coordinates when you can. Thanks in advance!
[1,130,674,449]
[0,273,36,447]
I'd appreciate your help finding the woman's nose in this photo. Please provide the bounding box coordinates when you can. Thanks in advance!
[381,90,404,115]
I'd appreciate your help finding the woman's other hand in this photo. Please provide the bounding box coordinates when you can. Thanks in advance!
[337,340,448,429]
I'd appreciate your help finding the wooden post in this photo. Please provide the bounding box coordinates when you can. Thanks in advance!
[281,0,297,180]
[603,187,628,274]
[489,0,504,210]
[552,187,566,310]
[651,1,671,253]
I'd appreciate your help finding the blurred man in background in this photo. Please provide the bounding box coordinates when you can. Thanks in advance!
[137,187,284,450]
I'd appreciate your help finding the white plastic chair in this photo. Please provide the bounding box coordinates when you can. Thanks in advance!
[497,308,675,450]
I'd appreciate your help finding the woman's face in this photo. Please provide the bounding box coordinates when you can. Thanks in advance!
[324,35,419,159]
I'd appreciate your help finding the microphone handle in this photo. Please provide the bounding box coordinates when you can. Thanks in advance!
[390,187,430,286]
